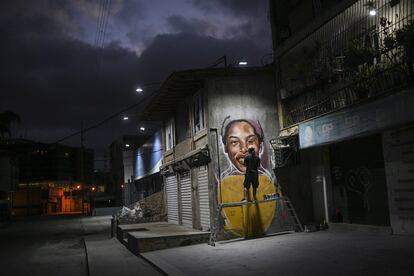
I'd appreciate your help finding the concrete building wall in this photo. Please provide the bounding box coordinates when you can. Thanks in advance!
[207,74,278,179]
[206,73,279,236]
[275,146,331,225]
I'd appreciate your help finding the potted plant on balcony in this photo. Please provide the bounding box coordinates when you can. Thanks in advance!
[396,20,414,78]
[344,40,376,99]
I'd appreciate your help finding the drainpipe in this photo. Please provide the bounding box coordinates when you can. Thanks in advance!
[209,128,222,204]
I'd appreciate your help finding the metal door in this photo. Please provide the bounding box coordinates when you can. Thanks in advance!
[166,175,179,224]
[198,166,211,230]
[180,171,193,228]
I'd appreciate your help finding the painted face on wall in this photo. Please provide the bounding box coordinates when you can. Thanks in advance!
[225,121,261,173]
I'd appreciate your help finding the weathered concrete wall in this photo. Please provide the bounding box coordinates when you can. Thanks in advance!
[207,74,278,179]
[175,100,191,144]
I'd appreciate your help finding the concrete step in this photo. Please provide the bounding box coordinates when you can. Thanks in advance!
[117,224,149,245]
[127,231,210,254]
[117,222,210,254]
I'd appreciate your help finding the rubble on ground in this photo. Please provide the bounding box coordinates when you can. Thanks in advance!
[116,191,166,224]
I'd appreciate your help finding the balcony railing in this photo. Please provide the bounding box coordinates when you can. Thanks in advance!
[285,62,411,126]
[280,0,414,128]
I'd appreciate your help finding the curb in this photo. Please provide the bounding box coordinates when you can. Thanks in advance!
[82,237,91,276]
[138,253,170,276]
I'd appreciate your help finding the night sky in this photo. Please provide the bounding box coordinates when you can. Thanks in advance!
[0,0,272,168]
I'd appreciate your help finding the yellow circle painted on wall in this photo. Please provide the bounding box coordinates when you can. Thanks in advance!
[219,175,277,238]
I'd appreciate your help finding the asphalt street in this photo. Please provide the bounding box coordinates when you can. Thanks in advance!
[0,215,160,276]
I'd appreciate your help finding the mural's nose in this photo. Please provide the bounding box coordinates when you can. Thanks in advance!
[240,143,248,153]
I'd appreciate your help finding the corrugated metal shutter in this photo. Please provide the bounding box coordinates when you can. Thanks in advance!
[198,166,211,231]
[180,172,193,228]
[383,127,414,234]
[166,175,179,224]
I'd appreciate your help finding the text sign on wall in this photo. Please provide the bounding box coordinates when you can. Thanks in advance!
[299,91,414,149]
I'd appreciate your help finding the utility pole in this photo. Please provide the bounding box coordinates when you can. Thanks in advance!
[80,122,85,213]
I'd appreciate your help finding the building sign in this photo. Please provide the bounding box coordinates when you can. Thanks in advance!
[299,91,414,149]
[134,131,162,180]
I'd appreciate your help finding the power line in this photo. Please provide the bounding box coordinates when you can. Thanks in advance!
[100,0,112,49]
[94,0,106,47]
[54,89,159,144]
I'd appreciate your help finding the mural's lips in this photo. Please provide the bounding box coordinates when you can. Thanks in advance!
[236,157,246,170]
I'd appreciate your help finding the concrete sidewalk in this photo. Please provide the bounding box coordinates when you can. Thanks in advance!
[142,230,414,276]
[82,216,163,276]
[84,236,163,276]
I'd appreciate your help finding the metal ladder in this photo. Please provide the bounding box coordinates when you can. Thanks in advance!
[281,196,304,232]
[209,204,223,246]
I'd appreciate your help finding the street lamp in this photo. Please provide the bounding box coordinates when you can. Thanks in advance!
[123,116,129,121]
[136,88,143,93]
[238,59,248,66]
[139,126,145,131]
[369,9,377,16]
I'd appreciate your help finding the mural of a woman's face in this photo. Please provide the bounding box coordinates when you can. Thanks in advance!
[225,121,261,173]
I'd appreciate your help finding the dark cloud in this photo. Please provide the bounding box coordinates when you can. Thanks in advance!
[191,0,271,48]
[0,0,272,167]
[192,0,265,17]
[167,15,219,36]
[135,32,267,82]
[0,1,140,151]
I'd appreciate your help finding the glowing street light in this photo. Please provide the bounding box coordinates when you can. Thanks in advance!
[139,126,145,131]
[136,87,143,93]
[125,143,130,148]
[123,116,129,120]
[238,60,248,66]
[76,185,81,189]
[369,9,377,16]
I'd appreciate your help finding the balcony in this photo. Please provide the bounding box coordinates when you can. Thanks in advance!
[279,0,414,128]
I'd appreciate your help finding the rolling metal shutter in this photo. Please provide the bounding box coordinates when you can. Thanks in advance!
[166,175,179,224]
[180,172,193,228]
[198,166,211,231]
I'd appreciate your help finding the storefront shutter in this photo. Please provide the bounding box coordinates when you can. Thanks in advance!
[198,166,211,231]
[180,172,193,228]
[166,175,179,224]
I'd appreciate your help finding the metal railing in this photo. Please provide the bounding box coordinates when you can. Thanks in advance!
[285,62,410,126]
[279,0,414,127]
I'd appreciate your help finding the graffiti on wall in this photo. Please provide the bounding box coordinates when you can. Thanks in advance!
[218,116,279,237]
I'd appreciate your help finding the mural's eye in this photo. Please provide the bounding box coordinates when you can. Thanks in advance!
[247,138,256,145]
[230,139,239,146]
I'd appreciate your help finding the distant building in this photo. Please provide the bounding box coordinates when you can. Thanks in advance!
[143,66,278,232]
[0,138,94,215]
[270,0,414,234]
[107,133,163,206]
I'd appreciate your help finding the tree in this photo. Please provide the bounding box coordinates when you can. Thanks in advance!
[0,111,21,139]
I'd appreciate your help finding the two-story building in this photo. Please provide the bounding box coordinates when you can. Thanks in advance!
[143,66,280,232]
[270,0,414,234]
